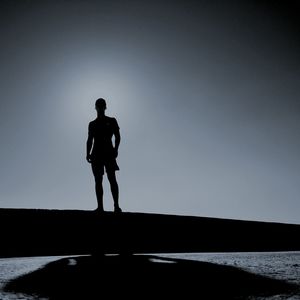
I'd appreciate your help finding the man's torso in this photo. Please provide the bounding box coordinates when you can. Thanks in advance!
[89,116,119,160]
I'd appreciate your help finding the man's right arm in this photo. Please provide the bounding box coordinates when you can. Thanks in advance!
[86,123,93,163]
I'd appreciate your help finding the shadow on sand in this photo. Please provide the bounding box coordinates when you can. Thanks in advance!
[5,254,296,299]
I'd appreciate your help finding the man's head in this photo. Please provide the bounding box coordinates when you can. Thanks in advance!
[95,98,107,112]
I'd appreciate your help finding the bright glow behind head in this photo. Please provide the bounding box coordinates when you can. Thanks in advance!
[60,60,142,135]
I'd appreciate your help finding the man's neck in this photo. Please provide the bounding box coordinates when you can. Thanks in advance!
[97,111,105,119]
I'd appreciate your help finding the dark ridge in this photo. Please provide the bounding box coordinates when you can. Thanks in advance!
[1,208,300,257]
[4,254,297,299]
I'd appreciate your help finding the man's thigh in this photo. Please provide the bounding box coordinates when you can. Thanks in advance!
[91,162,104,179]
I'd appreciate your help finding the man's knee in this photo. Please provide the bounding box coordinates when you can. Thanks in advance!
[107,172,117,184]
[94,174,103,183]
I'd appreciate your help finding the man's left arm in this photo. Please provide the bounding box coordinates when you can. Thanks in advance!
[86,122,93,163]
[113,118,121,158]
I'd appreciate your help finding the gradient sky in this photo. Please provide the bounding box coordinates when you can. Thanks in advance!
[0,0,299,223]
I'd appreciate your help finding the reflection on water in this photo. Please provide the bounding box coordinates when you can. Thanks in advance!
[161,252,300,286]
[0,256,68,300]
[0,252,299,299]
[161,252,300,299]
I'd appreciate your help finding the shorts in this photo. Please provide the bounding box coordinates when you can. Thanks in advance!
[91,158,120,176]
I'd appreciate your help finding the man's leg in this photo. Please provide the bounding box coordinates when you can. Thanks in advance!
[107,171,121,212]
[92,164,104,211]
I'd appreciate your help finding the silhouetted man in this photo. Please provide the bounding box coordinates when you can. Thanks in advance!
[86,98,122,213]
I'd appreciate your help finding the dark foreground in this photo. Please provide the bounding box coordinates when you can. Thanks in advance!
[4,254,298,299]
[1,208,300,257]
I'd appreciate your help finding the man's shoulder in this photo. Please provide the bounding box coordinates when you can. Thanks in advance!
[104,116,117,122]
[105,116,119,129]
[88,119,97,127]
[89,117,119,129]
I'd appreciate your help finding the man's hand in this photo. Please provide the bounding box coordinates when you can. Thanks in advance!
[86,154,92,163]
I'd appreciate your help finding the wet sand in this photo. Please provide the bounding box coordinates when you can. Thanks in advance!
[4,254,297,299]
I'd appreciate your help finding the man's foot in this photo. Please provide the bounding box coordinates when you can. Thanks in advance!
[114,206,122,213]
[94,207,104,213]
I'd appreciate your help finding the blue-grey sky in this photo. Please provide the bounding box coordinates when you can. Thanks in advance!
[0,0,299,223]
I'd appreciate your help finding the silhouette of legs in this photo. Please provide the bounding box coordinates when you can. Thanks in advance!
[95,175,104,212]
[92,164,104,212]
[107,171,122,212]
[92,163,121,213]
